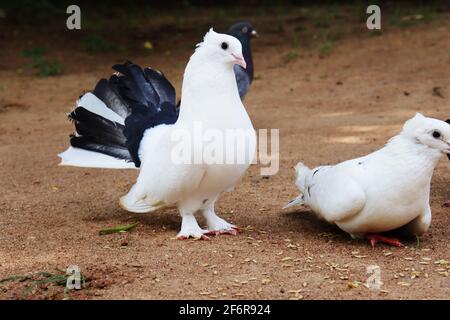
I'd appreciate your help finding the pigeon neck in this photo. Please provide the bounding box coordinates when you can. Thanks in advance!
[240,37,254,80]
[378,135,441,194]
[386,135,442,171]
[178,58,242,121]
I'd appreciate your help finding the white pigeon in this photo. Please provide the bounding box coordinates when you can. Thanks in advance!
[284,113,450,246]
[59,29,256,240]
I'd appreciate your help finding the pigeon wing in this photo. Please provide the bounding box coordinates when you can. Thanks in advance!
[233,65,251,99]
[305,166,366,223]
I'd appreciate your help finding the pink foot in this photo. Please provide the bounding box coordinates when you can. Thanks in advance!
[367,233,403,247]
[177,234,210,241]
[204,227,240,236]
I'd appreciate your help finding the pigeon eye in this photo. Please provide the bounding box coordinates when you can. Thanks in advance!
[432,131,441,139]
[221,42,228,50]
[242,27,248,33]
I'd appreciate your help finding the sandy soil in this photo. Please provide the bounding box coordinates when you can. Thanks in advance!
[0,7,449,300]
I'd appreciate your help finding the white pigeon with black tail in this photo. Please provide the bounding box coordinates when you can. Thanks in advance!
[59,29,256,240]
[284,114,450,247]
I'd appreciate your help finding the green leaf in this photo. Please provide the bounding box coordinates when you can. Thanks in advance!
[99,223,138,235]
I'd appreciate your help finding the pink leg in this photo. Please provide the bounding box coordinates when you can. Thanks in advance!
[367,233,403,247]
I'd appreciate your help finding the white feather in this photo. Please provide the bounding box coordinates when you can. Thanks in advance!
[76,92,124,125]
[58,147,136,169]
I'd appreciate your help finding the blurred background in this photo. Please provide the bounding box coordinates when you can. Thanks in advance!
[0,0,448,77]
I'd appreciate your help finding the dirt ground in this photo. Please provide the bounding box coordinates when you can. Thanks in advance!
[0,5,449,300]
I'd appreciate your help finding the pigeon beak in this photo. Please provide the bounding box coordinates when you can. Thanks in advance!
[232,53,246,69]
[251,30,259,38]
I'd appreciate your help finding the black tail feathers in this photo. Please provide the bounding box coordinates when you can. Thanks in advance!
[67,61,179,167]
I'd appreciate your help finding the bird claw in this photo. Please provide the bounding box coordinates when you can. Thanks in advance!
[177,214,211,240]
[204,227,240,236]
[197,234,211,241]
[177,234,211,241]
[443,201,450,207]
[204,230,219,236]
[219,227,239,236]
[367,233,403,247]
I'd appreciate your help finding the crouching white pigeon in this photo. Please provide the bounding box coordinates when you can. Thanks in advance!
[59,29,256,240]
[284,113,450,247]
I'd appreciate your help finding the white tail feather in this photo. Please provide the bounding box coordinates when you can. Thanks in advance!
[76,92,125,125]
[283,194,305,209]
[294,162,311,194]
[58,147,136,169]
[119,184,166,213]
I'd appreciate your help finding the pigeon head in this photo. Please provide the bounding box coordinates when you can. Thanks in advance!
[228,22,258,41]
[196,28,246,69]
[402,113,450,156]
